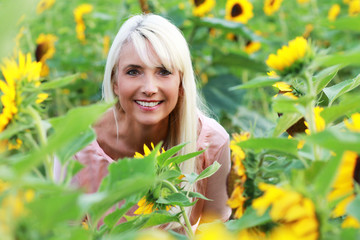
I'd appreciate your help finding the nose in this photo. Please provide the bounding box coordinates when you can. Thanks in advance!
[142,74,158,97]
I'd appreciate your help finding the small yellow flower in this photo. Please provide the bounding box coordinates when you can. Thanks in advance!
[134,197,155,215]
[328,4,341,21]
[36,0,56,14]
[303,24,314,38]
[267,71,279,78]
[225,0,254,24]
[230,132,249,177]
[264,0,283,16]
[73,4,93,44]
[136,229,176,240]
[344,113,360,132]
[273,82,292,92]
[227,185,246,218]
[342,216,360,228]
[103,35,110,57]
[349,0,360,16]
[196,222,236,240]
[297,0,310,3]
[36,93,49,104]
[8,138,22,150]
[35,34,57,77]
[252,183,319,240]
[328,151,358,217]
[192,0,215,17]
[266,36,309,73]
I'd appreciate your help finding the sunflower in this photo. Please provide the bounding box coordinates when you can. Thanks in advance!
[225,0,254,24]
[103,35,110,58]
[227,132,249,218]
[36,0,56,14]
[0,52,42,132]
[264,0,284,16]
[244,40,261,54]
[349,0,360,16]
[192,0,215,17]
[73,4,93,44]
[272,82,298,99]
[328,4,341,21]
[344,113,360,132]
[304,106,326,134]
[252,183,319,240]
[328,151,359,218]
[266,36,309,74]
[35,34,57,77]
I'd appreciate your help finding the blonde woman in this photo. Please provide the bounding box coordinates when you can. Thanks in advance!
[71,14,231,231]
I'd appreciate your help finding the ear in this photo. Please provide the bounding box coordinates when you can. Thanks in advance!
[113,80,119,96]
[178,81,184,97]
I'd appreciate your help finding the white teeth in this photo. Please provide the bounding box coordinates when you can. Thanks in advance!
[136,101,161,107]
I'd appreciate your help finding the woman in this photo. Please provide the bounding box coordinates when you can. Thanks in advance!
[70,14,231,230]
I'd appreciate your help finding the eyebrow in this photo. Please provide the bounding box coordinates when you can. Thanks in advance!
[124,64,142,69]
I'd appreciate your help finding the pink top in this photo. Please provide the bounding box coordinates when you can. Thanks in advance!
[71,113,231,227]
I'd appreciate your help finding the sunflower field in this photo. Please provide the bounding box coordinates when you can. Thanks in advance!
[1,0,360,239]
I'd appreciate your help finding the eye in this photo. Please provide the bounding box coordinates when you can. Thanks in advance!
[126,69,139,76]
[159,68,172,76]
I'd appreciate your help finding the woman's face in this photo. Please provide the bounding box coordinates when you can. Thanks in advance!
[113,41,181,126]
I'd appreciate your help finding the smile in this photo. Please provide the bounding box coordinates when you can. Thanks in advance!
[135,100,162,107]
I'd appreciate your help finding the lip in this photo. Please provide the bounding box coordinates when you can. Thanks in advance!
[134,100,163,111]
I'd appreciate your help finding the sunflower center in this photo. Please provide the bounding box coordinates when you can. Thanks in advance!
[353,155,360,184]
[270,0,276,6]
[194,0,206,7]
[231,3,243,17]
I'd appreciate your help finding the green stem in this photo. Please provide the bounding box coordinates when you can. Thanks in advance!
[162,180,194,238]
[26,106,53,180]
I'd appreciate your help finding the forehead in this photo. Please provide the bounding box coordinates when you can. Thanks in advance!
[118,40,162,68]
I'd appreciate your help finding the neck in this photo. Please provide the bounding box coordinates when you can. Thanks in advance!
[116,110,169,155]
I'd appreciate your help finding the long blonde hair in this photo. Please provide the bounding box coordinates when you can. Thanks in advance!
[102,14,206,228]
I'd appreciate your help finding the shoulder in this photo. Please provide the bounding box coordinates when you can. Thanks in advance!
[198,112,229,146]
[75,139,114,164]
[197,112,230,155]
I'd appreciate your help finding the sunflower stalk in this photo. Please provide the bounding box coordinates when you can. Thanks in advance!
[25,106,53,180]
[162,179,194,238]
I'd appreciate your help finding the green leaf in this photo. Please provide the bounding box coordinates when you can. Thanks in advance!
[225,207,272,232]
[238,138,299,156]
[12,102,113,175]
[163,149,205,167]
[56,127,96,164]
[27,191,83,232]
[321,94,360,124]
[230,76,278,90]
[142,211,179,228]
[103,195,140,230]
[111,216,150,234]
[313,154,342,197]
[157,193,196,207]
[184,172,198,185]
[272,113,304,137]
[347,195,360,221]
[212,49,267,73]
[157,142,187,167]
[192,17,261,40]
[159,170,182,180]
[196,161,221,182]
[81,175,155,226]
[39,74,80,90]
[316,49,360,67]
[314,65,341,94]
[323,74,360,105]
[328,15,360,32]
[304,129,360,152]
[0,122,33,140]
[99,153,157,191]
[272,95,313,114]
[187,191,212,201]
